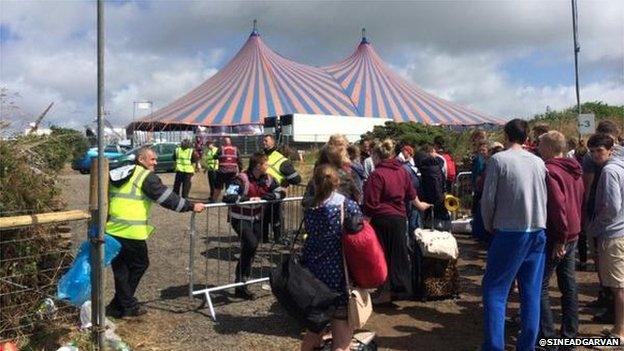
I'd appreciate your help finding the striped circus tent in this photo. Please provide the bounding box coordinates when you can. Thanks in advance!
[131,25,359,130]
[323,32,500,125]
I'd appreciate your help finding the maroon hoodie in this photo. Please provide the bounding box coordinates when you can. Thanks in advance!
[545,157,585,243]
[363,159,416,218]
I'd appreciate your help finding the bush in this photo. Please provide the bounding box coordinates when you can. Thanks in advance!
[26,127,89,172]
[0,128,80,344]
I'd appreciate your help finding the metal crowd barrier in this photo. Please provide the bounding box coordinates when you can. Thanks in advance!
[187,195,304,321]
[451,171,473,216]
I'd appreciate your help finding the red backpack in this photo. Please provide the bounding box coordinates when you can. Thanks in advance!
[442,153,457,183]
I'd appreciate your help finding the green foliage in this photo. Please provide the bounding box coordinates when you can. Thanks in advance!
[360,101,624,166]
[1,128,75,343]
[362,121,484,164]
[531,101,624,136]
[13,127,90,172]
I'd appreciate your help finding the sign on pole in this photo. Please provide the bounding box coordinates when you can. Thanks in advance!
[578,113,595,135]
[136,101,152,110]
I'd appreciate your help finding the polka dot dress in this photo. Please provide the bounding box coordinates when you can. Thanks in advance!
[301,192,363,306]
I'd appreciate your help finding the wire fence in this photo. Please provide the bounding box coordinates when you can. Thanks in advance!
[0,214,89,343]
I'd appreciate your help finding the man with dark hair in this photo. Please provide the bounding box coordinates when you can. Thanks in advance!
[581,120,623,320]
[223,152,285,299]
[106,146,204,318]
[586,133,624,344]
[262,134,301,243]
[481,118,548,350]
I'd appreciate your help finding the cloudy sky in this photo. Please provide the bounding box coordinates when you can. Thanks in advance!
[1,0,622,130]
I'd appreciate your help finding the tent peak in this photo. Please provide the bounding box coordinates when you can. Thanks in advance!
[360,27,369,44]
[250,19,260,37]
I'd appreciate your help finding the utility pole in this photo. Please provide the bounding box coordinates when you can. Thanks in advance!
[93,0,106,349]
[571,0,582,138]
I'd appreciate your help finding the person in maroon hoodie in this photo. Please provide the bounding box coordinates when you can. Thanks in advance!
[537,131,585,347]
[363,139,432,304]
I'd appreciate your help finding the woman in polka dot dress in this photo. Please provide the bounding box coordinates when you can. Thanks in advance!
[300,164,364,351]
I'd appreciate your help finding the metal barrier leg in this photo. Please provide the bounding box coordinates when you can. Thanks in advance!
[203,291,216,321]
[188,212,196,299]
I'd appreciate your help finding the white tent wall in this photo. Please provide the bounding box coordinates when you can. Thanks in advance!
[285,114,390,143]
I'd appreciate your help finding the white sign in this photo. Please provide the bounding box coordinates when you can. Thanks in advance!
[136,102,152,110]
[578,113,596,135]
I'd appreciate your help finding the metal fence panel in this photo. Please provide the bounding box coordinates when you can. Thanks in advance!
[1,218,88,343]
[187,196,304,321]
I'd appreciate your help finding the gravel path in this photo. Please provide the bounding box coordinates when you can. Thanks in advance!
[58,170,606,351]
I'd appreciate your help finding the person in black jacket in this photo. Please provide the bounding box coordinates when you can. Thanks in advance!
[106,146,204,318]
[415,144,449,230]
[223,152,286,299]
[262,135,301,243]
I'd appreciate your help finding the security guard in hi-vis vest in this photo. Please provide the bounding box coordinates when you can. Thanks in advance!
[201,140,219,200]
[106,146,204,318]
[262,134,301,243]
[173,139,198,198]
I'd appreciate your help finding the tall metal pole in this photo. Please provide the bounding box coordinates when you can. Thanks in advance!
[571,0,581,119]
[94,0,106,349]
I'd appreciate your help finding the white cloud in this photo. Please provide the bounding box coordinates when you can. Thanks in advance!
[0,0,622,131]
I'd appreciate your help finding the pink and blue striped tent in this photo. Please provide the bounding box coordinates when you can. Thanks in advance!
[132,28,358,130]
[323,35,500,125]
[131,28,500,131]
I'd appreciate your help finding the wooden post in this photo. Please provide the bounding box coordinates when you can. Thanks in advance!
[89,159,108,214]
[88,157,108,348]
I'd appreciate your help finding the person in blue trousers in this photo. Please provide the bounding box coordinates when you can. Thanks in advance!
[480,119,548,351]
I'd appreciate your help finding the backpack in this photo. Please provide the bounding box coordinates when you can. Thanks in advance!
[442,153,456,182]
[418,156,445,205]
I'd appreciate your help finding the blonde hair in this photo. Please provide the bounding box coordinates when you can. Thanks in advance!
[539,130,567,155]
[312,164,340,207]
[328,134,349,149]
[372,138,395,160]
[318,144,349,168]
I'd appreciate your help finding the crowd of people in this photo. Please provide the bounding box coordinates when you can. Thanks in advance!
[108,117,624,350]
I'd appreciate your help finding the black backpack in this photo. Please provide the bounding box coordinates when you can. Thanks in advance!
[418,156,445,205]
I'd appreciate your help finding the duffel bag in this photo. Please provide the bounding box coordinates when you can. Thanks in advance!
[270,254,340,333]
[342,220,388,289]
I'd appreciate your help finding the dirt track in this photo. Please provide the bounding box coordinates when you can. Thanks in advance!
[59,170,607,351]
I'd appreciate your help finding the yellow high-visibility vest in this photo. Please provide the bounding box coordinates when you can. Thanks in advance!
[266,150,288,184]
[106,165,155,240]
[175,147,194,173]
[202,146,219,171]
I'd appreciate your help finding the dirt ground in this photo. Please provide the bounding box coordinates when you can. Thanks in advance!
[58,170,610,351]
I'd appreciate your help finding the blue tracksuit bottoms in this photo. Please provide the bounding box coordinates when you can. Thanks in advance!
[482,229,546,351]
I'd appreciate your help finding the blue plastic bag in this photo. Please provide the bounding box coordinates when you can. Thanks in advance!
[57,234,121,306]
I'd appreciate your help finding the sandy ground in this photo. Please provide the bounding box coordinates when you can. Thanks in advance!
[58,170,610,351]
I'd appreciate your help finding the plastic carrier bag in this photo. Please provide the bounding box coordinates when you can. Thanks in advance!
[57,234,121,306]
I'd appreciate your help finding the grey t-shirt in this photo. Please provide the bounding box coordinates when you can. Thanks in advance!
[481,148,548,233]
